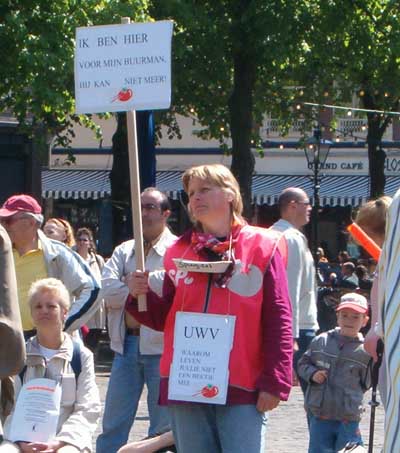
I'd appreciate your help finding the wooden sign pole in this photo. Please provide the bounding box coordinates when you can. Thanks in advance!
[122,16,146,311]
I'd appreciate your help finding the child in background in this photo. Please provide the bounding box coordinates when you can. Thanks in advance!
[298,293,372,453]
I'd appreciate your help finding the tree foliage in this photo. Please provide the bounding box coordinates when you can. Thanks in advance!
[2,0,399,210]
[151,0,303,217]
[0,0,149,154]
[294,0,400,198]
[152,0,400,206]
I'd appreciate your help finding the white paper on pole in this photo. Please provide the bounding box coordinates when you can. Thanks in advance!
[8,378,61,443]
[168,312,236,405]
[74,20,173,114]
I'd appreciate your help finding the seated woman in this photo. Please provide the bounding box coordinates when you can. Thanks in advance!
[1,278,100,453]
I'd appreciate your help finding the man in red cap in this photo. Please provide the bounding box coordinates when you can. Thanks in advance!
[0,194,100,337]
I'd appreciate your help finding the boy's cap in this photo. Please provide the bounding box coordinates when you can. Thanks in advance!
[337,292,368,314]
[0,194,42,218]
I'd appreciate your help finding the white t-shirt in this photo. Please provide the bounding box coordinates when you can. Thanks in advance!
[38,345,59,361]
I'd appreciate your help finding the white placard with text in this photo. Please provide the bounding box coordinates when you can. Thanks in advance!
[8,378,61,443]
[75,20,173,113]
[168,312,236,405]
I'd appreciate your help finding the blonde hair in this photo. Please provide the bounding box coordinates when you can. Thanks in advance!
[182,164,245,225]
[44,218,76,247]
[355,196,392,238]
[28,278,71,312]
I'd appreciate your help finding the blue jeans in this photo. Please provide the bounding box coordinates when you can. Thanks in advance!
[308,414,363,453]
[96,335,169,453]
[169,403,267,453]
[294,329,316,395]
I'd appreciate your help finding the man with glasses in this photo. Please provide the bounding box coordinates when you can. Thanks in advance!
[272,187,319,394]
[97,188,176,453]
[0,194,100,338]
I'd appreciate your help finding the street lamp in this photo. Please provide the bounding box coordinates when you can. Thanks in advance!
[303,127,332,259]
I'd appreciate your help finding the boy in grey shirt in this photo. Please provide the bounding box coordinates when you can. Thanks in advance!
[298,293,372,453]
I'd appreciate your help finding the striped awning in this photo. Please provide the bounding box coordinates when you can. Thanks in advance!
[252,174,371,206]
[42,169,111,200]
[158,172,400,207]
[156,170,183,199]
[254,175,400,206]
[42,169,181,201]
[313,175,369,207]
[41,169,182,201]
[252,175,312,205]
[42,169,400,207]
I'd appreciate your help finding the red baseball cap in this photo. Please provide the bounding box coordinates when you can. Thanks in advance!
[0,194,42,218]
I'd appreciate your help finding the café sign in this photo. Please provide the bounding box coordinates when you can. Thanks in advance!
[308,161,364,171]
[255,150,400,176]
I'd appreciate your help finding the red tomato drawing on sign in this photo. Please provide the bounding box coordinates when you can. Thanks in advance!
[111,88,133,103]
[193,384,219,399]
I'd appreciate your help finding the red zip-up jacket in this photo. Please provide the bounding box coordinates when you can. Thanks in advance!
[126,226,293,405]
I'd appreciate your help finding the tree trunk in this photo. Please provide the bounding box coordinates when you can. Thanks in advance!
[366,114,386,199]
[229,52,256,220]
[363,90,386,199]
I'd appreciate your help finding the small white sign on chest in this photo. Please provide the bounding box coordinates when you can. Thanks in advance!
[169,312,236,405]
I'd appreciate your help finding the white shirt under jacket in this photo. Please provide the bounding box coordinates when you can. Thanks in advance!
[101,228,177,355]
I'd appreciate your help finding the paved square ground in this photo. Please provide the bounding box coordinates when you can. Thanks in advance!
[94,361,384,452]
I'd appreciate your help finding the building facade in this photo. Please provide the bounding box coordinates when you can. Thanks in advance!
[42,114,400,256]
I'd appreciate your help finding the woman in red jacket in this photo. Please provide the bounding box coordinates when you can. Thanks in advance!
[126,164,293,453]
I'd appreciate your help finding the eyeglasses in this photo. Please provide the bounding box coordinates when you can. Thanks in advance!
[295,200,311,206]
[141,203,161,212]
[77,237,90,243]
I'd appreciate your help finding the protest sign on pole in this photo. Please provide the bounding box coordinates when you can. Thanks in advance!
[75,19,173,310]
[75,20,173,114]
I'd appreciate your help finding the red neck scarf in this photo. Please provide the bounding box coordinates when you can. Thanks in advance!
[190,224,242,287]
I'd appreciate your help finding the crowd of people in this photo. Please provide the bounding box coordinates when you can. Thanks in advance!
[0,163,397,453]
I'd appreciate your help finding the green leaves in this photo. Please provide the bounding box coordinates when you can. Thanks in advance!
[150,0,303,144]
[0,0,150,147]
